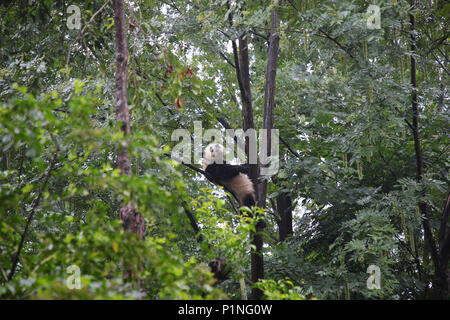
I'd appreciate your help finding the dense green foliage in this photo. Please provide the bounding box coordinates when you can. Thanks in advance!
[0,0,448,299]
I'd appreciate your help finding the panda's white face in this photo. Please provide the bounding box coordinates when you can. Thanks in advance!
[203,143,225,167]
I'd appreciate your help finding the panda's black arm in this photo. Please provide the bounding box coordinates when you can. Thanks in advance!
[232,164,249,174]
[205,163,249,181]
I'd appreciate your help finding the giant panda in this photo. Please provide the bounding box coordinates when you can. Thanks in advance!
[202,143,256,209]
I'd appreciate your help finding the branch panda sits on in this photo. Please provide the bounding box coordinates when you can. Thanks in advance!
[202,143,256,209]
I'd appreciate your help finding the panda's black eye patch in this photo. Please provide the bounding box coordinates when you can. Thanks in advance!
[210,147,214,152]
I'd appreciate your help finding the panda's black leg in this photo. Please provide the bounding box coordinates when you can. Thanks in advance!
[243,194,255,208]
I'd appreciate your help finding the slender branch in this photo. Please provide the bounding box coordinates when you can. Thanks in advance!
[217,28,232,40]
[409,5,439,276]
[165,153,240,204]
[136,62,193,140]
[8,153,58,281]
[160,0,182,14]
[182,203,204,243]
[231,39,245,101]
[286,0,300,12]
[393,105,415,131]
[394,234,423,280]
[435,46,450,65]
[226,194,242,216]
[269,198,281,223]
[126,2,161,50]
[424,32,450,62]
[216,116,233,130]
[279,135,300,158]
[219,51,236,68]
[316,28,356,60]
[66,0,112,67]
[250,28,269,41]
[285,0,356,60]
[431,51,450,76]
[80,0,112,38]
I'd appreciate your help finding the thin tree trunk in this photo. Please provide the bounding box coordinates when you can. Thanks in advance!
[408,3,449,298]
[113,0,145,238]
[233,34,258,186]
[277,191,293,242]
[182,204,204,243]
[228,0,282,300]
[252,0,282,300]
[258,1,282,208]
[228,2,256,183]
[436,194,450,298]
[237,33,265,300]
[228,2,263,300]
[8,154,57,281]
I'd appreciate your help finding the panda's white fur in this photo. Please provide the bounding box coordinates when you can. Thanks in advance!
[203,143,255,207]
[202,142,225,170]
[222,174,255,207]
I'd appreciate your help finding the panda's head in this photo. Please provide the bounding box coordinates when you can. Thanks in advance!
[203,143,225,169]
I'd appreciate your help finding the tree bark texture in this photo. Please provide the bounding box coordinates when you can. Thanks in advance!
[249,2,282,299]
[258,2,282,208]
[277,191,293,242]
[232,34,258,188]
[236,34,263,300]
[229,3,263,299]
[113,0,145,239]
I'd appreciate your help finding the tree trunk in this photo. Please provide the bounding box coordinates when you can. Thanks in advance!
[229,2,263,299]
[229,0,282,300]
[408,3,449,299]
[258,2,281,208]
[277,191,293,242]
[236,34,263,300]
[434,194,450,298]
[233,34,258,186]
[113,0,145,239]
[238,33,264,301]
[252,0,282,300]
